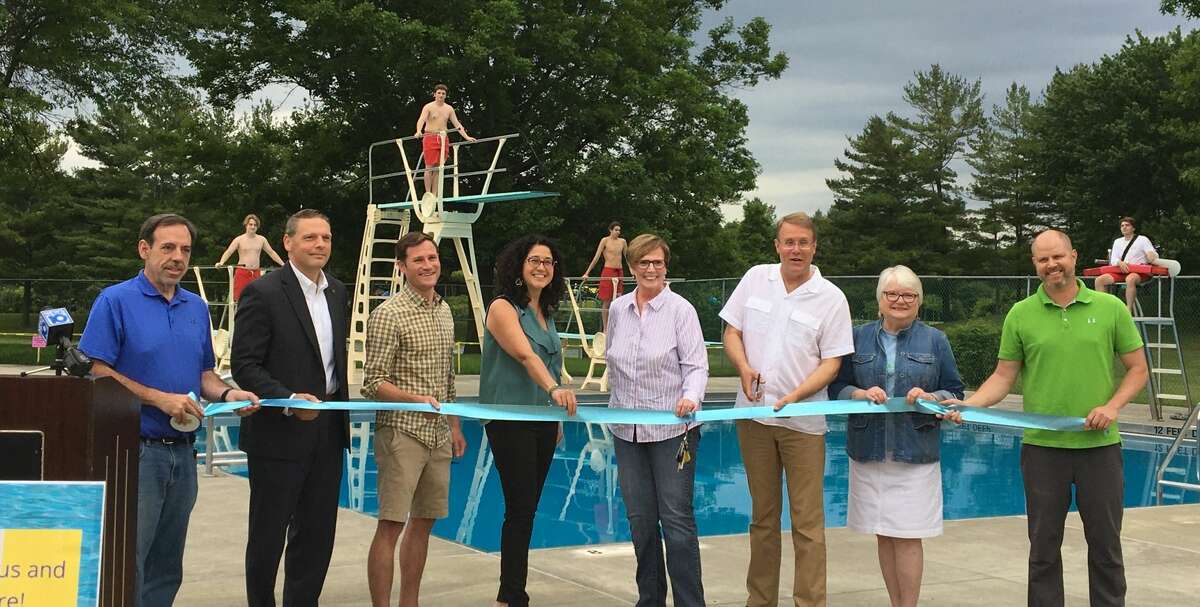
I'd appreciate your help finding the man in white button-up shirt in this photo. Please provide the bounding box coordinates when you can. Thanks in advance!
[720,211,854,607]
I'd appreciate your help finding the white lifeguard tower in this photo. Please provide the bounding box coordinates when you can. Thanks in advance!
[349,130,557,386]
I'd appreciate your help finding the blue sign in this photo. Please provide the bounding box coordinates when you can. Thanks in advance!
[0,482,104,607]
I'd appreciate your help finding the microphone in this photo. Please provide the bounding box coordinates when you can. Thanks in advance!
[38,308,75,350]
[37,308,92,377]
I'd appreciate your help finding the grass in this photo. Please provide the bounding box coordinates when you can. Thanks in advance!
[0,335,53,366]
[0,312,37,332]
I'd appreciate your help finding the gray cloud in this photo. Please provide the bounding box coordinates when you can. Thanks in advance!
[705,1,1199,217]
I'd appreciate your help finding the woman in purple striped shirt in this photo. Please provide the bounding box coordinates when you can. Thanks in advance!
[606,233,709,607]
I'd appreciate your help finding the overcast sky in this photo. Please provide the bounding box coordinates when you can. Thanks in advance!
[703,1,1198,219]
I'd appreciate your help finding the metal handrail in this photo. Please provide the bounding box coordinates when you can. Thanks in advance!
[1154,401,1199,503]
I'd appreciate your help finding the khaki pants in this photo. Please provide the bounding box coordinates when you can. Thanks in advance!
[736,420,827,607]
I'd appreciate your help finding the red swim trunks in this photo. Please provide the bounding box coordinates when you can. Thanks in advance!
[597,267,624,302]
[422,133,448,166]
[232,268,262,301]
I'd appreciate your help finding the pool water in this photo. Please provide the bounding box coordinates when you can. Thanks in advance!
[319,410,1198,552]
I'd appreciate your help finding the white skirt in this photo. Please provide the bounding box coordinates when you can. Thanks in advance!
[847,458,943,538]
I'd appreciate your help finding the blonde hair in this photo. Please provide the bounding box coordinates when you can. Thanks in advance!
[626,233,670,266]
[774,211,815,238]
[876,265,923,302]
[243,213,261,227]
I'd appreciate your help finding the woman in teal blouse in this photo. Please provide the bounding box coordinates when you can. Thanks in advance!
[481,235,577,607]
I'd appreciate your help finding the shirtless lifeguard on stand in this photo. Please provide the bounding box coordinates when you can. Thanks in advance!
[215,213,285,301]
[581,221,629,330]
[414,83,476,199]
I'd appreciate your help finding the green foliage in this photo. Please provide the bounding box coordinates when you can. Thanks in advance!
[943,319,1003,387]
[181,0,788,280]
[0,0,189,108]
[0,101,70,278]
[822,31,1200,278]
[1162,0,1200,19]
[1028,31,1200,268]
[965,83,1049,273]
[711,197,778,276]
[822,65,984,276]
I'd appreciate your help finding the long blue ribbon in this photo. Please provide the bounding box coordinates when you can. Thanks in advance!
[203,397,1087,432]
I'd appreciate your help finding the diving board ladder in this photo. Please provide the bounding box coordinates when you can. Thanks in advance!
[350,131,558,385]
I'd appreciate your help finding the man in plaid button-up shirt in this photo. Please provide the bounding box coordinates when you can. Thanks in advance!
[363,232,465,607]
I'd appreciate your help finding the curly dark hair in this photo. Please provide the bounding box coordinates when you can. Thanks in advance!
[493,235,566,318]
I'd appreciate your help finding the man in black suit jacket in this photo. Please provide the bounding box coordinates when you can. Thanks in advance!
[232,208,351,607]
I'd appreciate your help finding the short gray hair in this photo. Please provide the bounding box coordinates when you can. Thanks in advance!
[876,265,923,302]
[285,208,330,236]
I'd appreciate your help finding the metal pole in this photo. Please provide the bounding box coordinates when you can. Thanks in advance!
[205,415,216,477]
[22,279,31,328]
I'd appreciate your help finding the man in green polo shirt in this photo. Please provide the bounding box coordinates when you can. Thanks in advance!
[952,229,1146,607]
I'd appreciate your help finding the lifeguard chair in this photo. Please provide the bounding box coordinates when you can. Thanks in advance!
[1083,257,1199,504]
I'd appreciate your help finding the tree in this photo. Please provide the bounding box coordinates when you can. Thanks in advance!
[713,197,776,275]
[822,66,984,275]
[1161,0,1200,18]
[966,82,1048,270]
[1029,31,1197,262]
[822,116,921,274]
[180,0,788,280]
[890,64,985,208]
[0,1,188,108]
[0,0,212,309]
[0,102,69,279]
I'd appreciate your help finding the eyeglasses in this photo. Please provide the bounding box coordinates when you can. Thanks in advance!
[882,291,919,303]
[636,259,665,269]
[778,238,814,250]
[525,256,556,268]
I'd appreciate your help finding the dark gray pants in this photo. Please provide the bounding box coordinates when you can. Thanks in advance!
[1020,443,1125,607]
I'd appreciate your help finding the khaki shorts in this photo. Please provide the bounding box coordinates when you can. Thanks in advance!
[374,425,451,522]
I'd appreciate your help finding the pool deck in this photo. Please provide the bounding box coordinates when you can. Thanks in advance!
[171,374,1197,606]
[1,365,1194,604]
[179,471,1200,606]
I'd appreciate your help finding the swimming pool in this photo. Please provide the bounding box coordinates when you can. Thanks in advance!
[268,402,1197,552]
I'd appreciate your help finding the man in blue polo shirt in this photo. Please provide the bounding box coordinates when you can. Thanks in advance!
[80,213,261,607]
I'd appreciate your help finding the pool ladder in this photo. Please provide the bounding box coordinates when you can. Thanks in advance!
[1154,401,1199,504]
[1121,271,1200,503]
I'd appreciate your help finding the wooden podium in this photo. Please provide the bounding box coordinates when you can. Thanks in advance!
[0,374,140,607]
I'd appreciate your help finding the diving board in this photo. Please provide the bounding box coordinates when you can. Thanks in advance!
[349,131,559,386]
[378,190,558,209]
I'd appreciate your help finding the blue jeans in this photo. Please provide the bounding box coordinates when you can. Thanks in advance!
[137,440,198,607]
[613,427,704,607]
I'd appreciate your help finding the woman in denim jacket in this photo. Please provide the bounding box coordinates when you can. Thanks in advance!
[829,265,964,607]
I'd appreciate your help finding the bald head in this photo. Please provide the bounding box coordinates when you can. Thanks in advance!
[1030,228,1078,291]
[1031,229,1072,254]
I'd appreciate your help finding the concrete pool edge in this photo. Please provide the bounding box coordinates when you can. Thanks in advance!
[178,472,1200,606]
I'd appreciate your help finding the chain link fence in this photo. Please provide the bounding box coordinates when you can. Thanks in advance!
[5,274,1199,384]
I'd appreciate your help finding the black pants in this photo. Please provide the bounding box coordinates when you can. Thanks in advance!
[245,439,344,606]
[1020,443,1125,607]
[485,420,558,607]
